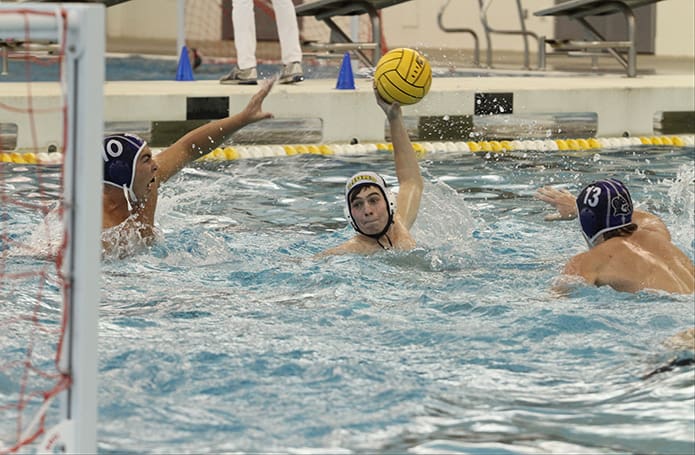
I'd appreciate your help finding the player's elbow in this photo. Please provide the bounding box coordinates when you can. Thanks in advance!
[401,177,424,198]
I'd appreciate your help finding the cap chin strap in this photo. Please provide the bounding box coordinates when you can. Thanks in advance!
[122,184,138,212]
[376,233,393,250]
[583,233,597,249]
[355,213,394,249]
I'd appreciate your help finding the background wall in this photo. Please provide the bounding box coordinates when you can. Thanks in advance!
[653,0,695,56]
[106,0,695,58]
[382,0,552,55]
[106,0,177,40]
[380,0,694,57]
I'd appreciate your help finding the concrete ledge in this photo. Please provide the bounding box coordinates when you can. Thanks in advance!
[1,74,693,151]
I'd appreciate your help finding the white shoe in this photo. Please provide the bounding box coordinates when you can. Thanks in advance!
[279,62,304,84]
[220,67,258,85]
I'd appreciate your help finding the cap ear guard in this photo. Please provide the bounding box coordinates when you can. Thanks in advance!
[103,159,132,188]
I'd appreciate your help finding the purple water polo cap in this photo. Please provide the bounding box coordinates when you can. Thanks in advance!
[576,178,633,247]
[102,133,147,204]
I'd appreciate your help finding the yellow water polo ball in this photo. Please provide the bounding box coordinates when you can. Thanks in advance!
[374,48,432,105]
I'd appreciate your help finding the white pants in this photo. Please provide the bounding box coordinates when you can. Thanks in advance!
[232,0,303,69]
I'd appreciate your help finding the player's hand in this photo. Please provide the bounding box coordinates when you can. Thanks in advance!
[535,186,578,221]
[373,87,401,121]
[242,77,276,123]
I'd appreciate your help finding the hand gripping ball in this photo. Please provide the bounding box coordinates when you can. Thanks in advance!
[374,48,432,105]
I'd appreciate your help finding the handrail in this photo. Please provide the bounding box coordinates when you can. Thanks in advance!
[437,0,480,66]
[478,0,540,69]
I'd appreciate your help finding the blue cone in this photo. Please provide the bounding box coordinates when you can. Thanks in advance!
[176,45,194,81]
[335,52,355,90]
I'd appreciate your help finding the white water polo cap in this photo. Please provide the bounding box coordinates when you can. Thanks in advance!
[576,178,634,248]
[344,171,396,237]
[102,133,147,209]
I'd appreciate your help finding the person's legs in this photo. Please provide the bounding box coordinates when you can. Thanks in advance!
[232,0,257,70]
[270,0,302,65]
[270,0,303,83]
[221,0,258,84]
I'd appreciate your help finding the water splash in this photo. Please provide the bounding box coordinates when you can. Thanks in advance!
[665,164,695,256]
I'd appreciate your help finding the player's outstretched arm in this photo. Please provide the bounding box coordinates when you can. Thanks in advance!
[375,90,423,230]
[156,78,276,183]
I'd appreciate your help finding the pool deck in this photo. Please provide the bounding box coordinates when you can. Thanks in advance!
[1,46,693,151]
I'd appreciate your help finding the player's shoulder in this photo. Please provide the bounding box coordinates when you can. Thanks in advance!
[318,237,366,257]
[569,243,619,271]
[633,210,671,239]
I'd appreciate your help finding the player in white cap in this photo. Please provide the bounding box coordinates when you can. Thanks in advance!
[319,90,424,256]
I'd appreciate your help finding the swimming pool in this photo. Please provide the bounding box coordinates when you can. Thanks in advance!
[2,143,694,453]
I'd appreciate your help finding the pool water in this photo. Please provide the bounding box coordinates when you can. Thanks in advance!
[2,144,693,453]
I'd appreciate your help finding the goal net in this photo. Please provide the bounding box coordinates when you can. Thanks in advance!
[184,0,384,63]
[0,3,102,453]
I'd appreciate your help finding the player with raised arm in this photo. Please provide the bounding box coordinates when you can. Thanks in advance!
[102,79,275,258]
[536,179,694,294]
[319,90,424,256]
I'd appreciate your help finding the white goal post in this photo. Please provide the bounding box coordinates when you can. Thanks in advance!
[0,3,103,453]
